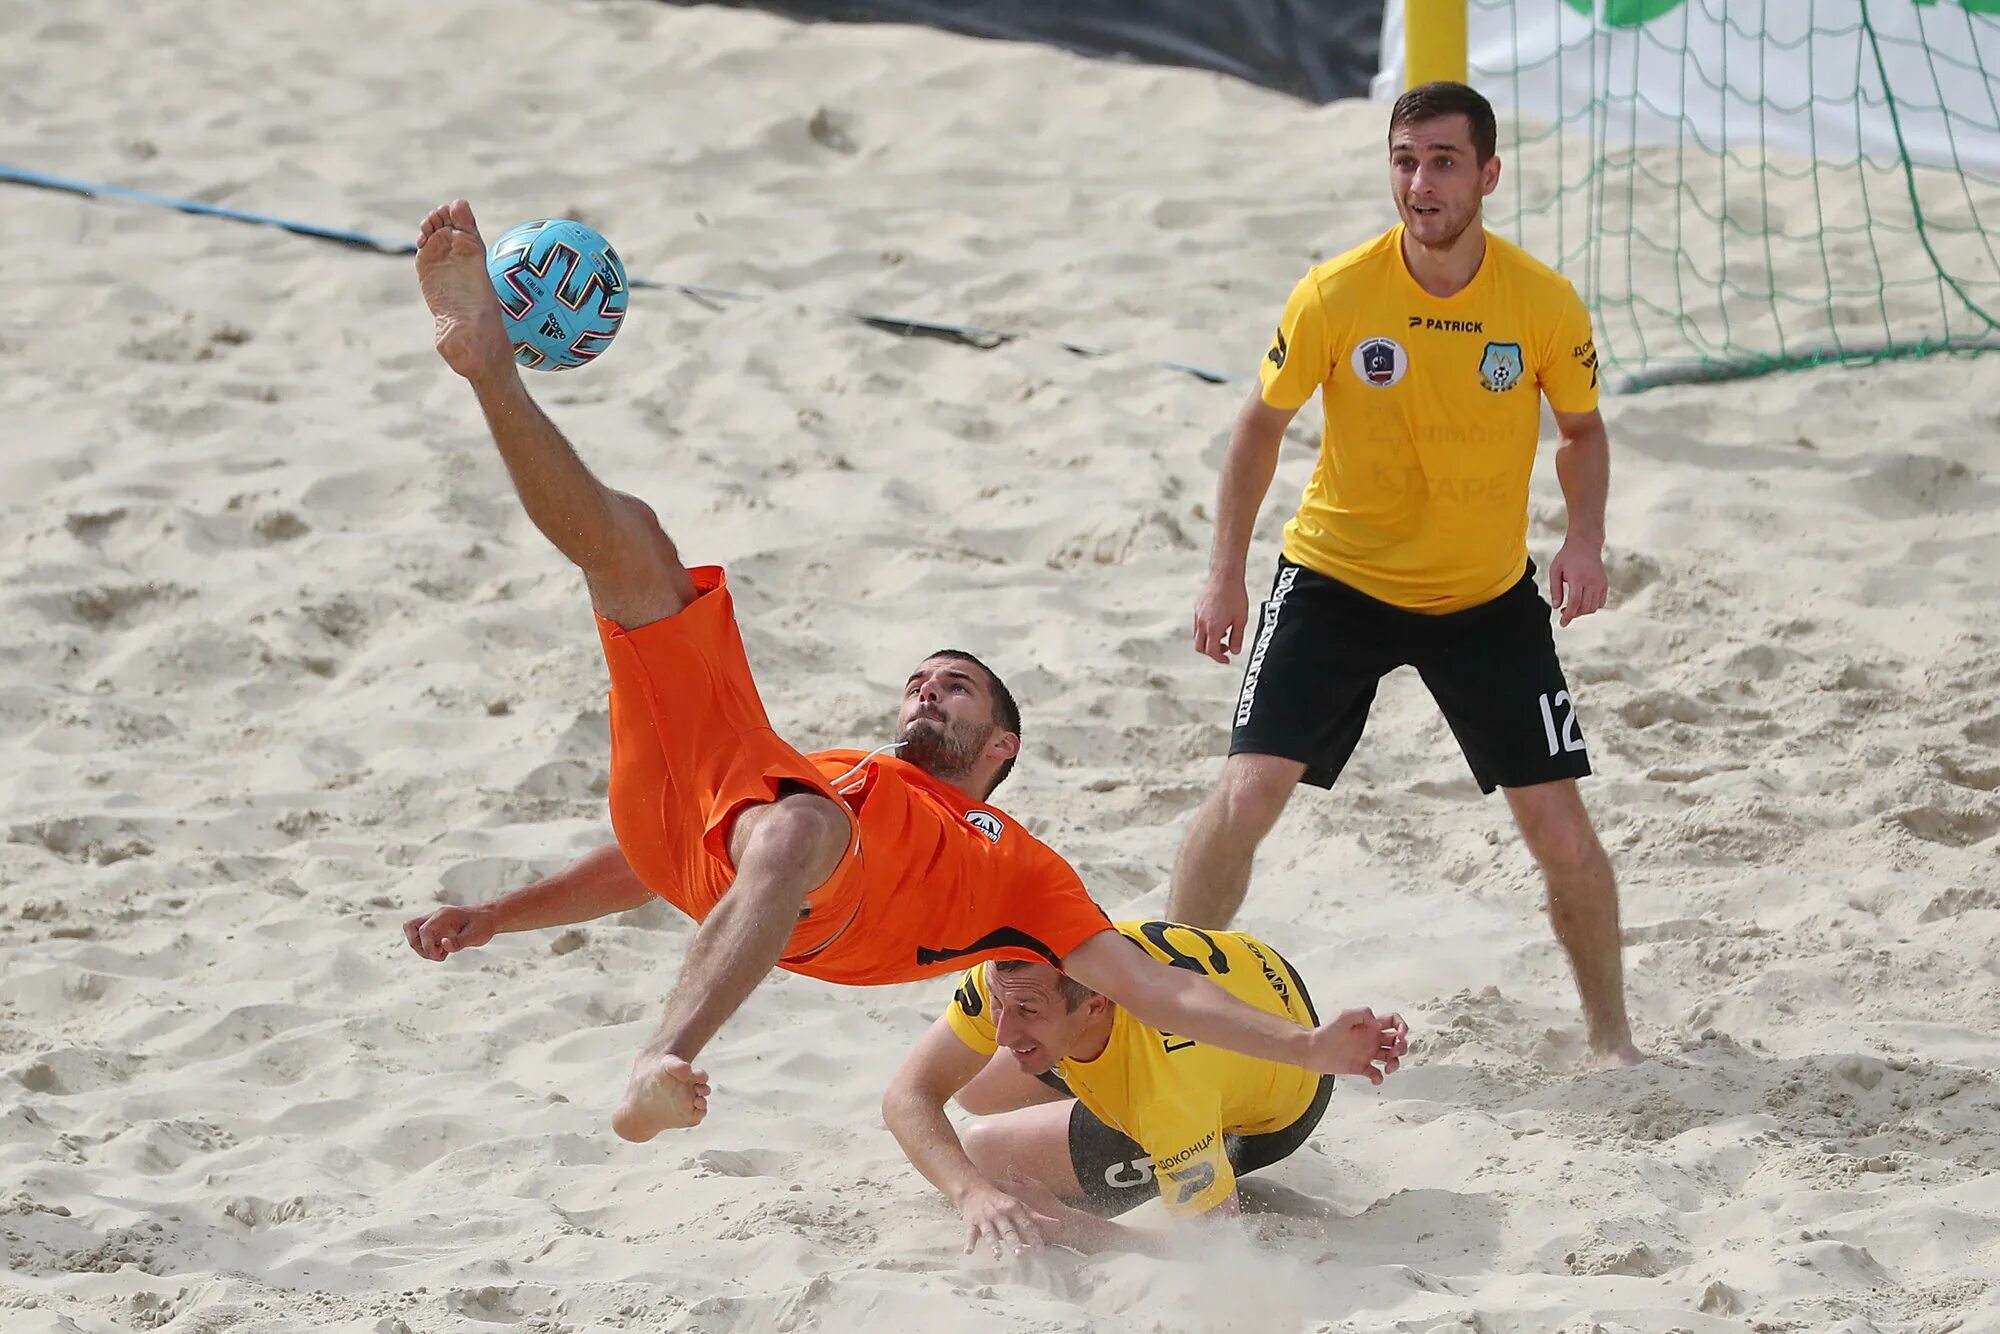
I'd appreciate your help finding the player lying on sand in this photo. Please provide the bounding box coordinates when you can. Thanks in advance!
[401,199,1410,1142]
[885,920,1406,1257]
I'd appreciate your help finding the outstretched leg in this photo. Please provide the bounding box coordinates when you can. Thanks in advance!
[416,198,694,627]
[612,790,854,1140]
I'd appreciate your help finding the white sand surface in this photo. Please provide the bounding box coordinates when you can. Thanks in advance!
[3,2,1997,1331]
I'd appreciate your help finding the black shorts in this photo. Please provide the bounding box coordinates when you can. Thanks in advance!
[1045,951,1336,1217]
[1230,557,1592,794]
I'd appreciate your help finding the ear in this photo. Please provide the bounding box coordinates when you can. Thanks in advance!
[1481,153,1502,198]
[987,729,1021,763]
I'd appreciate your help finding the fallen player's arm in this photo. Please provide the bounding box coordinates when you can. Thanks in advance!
[1062,932,1407,1080]
[882,1016,1051,1254]
[952,1051,1070,1116]
[1003,1175,1238,1257]
[403,843,654,960]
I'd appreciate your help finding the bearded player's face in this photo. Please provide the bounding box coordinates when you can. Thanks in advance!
[896,658,999,781]
[1389,114,1499,250]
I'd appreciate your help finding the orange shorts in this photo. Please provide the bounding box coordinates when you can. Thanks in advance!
[594,567,864,962]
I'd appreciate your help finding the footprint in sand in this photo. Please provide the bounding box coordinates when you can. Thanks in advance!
[1918,884,2000,921]
[1962,714,2000,747]
[36,583,185,632]
[220,1195,313,1229]
[1886,798,2000,848]
[1614,690,1706,729]
[444,1287,524,1322]
[436,856,558,905]
[1848,450,1990,518]
[253,510,309,543]
[1563,1226,1689,1277]
[13,1047,139,1097]
[1603,548,1664,599]
[8,816,155,866]
[120,317,253,366]
[516,759,604,802]
[63,508,128,543]
[1935,752,2000,791]
[690,1147,794,1179]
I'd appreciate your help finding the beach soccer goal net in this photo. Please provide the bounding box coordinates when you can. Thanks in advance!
[1387,0,2000,391]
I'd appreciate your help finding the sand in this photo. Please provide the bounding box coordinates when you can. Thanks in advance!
[2,1,1998,1331]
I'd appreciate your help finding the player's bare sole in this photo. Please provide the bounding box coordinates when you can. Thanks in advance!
[612,1053,711,1140]
[415,198,514,383]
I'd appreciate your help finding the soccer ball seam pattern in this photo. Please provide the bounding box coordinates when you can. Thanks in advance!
[485,218,629,372]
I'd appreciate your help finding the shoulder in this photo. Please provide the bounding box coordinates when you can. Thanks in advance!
[944,962,1001,1049]
[952,961,993,1014]
[973,803,1070,870]
[1485,232,1584,304]
[1297,227,1401,301]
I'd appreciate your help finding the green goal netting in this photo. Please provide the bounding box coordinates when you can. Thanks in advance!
[1474,0,2000,391]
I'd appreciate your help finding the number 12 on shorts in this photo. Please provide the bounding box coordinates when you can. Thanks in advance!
[1538,691,1586,757]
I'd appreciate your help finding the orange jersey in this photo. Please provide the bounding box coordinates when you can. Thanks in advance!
[596,567,1112,987]
[796,750,1113,986]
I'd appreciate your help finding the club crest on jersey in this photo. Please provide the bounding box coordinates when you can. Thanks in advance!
[1351,336,1408,388]
[965,810,1004,843]
[1479,341,1525,392]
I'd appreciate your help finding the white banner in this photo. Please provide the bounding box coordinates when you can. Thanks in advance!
[1374,0,2000,177]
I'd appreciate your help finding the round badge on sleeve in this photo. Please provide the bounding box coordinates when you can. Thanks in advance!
[1351,336,1409,388]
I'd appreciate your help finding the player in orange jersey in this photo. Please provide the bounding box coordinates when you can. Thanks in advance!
[401,199,1410,1143]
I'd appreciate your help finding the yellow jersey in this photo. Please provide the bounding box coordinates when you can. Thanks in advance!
[945,921,1320,1216]
[1258,225,1601,612]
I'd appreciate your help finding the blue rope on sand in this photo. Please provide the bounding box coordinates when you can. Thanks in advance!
[1,164,1247,386]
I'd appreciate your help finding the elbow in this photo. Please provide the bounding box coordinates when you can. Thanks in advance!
[1237,422,1289,466]
[880,1077,929,1137]
[880,1081,906,1130]
[1561,427,1609,459]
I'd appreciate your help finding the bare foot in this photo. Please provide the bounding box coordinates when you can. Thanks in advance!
[611,1052,710,1140]
[415,198,514,383]
[1591,1040,1647,1070]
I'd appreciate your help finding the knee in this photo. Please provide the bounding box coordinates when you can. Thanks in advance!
[1520,807,1598,871]
[960,1117,1004,1175]
[1214,759,1296,835]
[750,793,851,876]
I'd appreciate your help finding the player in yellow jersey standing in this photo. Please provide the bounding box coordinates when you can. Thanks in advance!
[1169,82,1643,1068]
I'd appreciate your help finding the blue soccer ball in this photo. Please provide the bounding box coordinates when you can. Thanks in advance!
[485,218,629,371]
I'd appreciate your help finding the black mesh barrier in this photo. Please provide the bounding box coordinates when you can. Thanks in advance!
[655,0,1385,103]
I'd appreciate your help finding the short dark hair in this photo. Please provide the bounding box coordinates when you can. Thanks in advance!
[923,648,1021,795]
[993,958,1095,1010]
[1389,80,1497,164]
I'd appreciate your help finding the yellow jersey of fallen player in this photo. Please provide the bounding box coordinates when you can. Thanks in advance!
[946,920,1319,1216]
[1259,224,1601,613]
